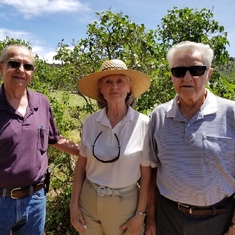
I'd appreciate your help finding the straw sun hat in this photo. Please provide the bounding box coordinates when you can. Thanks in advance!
[78,59,151,100]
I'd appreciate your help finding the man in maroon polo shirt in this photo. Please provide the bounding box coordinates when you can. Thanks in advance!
[0,44,79,235]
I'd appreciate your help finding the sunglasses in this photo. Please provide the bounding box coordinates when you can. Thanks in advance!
[7,60,34,71]
[92,131,120,163]
[171,66,207,78]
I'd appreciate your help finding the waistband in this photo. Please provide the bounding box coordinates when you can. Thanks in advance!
[176,195,234,216]
[0,178,46,199]
[86,178,137,197]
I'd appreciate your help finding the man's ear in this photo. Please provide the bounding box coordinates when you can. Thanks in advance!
[207,68,213,82]
[0,63,3,76]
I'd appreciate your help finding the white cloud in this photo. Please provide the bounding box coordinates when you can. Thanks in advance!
[0,28,59,63]
[34,46,60,64]
[0,28,33,42]
[0,0,91,18]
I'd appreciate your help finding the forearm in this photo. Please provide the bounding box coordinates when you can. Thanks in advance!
[52,135,80,156]
[120,166,151,233]
[70,156,87,232]
[136,166,152,213]
[144,167,157,235]
[226,210,235,235]
[70,156,86,207]
[147,167,157,217]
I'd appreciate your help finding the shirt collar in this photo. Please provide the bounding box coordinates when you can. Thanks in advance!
[0,85,38,112]
[27,89,39,111]
[95,106,135,127]
[0,85,8,111]
[166,89,218,118]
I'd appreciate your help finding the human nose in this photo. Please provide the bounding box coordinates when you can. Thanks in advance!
[11,63,25,73]
[17,64,25,71]
[182,71,192,81]
[111,82,118,89]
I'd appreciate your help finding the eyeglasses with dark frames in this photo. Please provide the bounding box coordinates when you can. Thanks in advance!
[5,60,34,71]
[92,131,120,163]
[171,66,207,78]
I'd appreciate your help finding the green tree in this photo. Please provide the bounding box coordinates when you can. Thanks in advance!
[55,10,164,113]
[0,36,31,52]
[155,7,235,100]
[55,8,234,114]
[157,7,230,65]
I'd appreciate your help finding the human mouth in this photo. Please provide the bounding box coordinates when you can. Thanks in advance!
[181,85,193,88]
[13,76,25,80]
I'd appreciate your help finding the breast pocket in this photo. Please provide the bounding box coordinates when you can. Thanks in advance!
[203,135,235,165]
[37,128,49,153]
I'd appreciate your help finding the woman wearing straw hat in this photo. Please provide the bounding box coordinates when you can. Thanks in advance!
[70,59,151,235]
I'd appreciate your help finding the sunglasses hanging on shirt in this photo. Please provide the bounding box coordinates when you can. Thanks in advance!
[92,131,120,163]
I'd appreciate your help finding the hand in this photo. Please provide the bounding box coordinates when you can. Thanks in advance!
[120,213,145,235]
[225,226,235,235]
[144,214,157,235]
[70,205,87,233]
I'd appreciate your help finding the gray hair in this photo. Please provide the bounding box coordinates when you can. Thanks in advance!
[166,41,214,68]
[0,44,35,64]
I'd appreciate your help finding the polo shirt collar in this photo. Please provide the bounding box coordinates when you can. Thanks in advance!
[0,85,38,112]
[166,89,218,118]
[27,90,39,111]
[95,106,135,127]
[0,85,8,111]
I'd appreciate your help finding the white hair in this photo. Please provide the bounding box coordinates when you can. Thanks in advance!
[166,41,214,68]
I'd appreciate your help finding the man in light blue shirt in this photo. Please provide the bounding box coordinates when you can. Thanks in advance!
[146,41,235,235]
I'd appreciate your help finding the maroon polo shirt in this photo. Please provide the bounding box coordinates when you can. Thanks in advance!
[0,85,60,188]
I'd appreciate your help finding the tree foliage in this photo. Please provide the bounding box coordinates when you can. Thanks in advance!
[156,7,234,100]
[0,6,235,234]
[54,8,233,114]
[157,7,230,65]
[55,10,166,112]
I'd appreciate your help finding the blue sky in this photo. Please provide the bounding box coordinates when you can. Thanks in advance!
[0,0,234,63]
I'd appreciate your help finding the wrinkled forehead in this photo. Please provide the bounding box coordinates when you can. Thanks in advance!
[172,49,204,66]
[6,47,34,63]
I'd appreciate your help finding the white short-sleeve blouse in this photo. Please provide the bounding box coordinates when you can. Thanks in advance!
[79,107,150,188]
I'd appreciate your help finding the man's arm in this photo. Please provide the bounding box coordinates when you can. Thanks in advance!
[51,135,79,156]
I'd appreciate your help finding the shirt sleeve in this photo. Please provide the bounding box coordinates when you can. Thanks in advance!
[48,103,60,144]
[149,112,158,168]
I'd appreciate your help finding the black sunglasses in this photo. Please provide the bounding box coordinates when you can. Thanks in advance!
[92,131,120,163]
[6,60,34,71]
[171,66,207,78]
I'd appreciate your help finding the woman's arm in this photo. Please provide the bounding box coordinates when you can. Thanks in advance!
[120,165,151,234]
[70,156,87,232]
[137,166,152,213]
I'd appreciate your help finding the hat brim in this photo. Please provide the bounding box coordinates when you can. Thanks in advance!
[78,69,151,100]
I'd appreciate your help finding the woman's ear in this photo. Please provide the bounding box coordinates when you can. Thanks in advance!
[128,83,131,93]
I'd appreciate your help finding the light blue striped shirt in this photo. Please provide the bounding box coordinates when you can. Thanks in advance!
[150,89,235,206]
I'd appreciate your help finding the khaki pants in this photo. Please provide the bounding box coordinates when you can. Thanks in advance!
[79,178,143,235]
